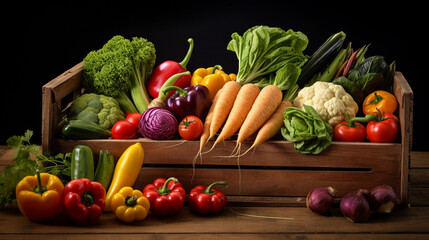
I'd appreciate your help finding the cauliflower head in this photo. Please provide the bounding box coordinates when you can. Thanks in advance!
[293,82,358,126]
[69,93,125,129]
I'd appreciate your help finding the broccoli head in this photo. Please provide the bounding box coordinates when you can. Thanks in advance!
[69,93,125,129]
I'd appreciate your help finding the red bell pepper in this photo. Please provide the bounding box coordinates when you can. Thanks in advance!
[63,178,106,225]
[147,38,194,98]
[188,181,228,214]
[143,177,186,217]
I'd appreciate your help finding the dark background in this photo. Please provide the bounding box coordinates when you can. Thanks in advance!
[2,1,427,151]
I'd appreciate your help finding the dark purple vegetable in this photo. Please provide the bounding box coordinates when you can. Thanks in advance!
[165,84,211,121]
[306,187,337,214]
[138,107,178,140]
[369,185,401,214]
[340,189,370,223]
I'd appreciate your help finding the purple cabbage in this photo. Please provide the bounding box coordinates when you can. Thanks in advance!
[138,107,178,140]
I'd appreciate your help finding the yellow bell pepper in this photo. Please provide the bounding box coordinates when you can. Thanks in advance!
[191,65,235,100]
[16,171,64,222]
[104,143,144,212]
[111,186,150,223]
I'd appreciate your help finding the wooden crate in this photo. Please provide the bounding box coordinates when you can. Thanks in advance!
[42,62,413,204]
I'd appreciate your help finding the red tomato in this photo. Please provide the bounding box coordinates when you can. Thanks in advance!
[178,115,203,141]
[125,112,142,128]
[366,114,399,143]
[112,120,138,139]
[333,121,366,142]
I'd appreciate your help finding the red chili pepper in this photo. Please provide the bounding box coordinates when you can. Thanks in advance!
[142,177,186,217]
[63,178,106,225]
[147,38,194,98]
[188,181,228,214]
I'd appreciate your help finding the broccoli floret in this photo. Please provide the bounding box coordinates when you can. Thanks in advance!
[69,93,125,129]
[82,35,156,114]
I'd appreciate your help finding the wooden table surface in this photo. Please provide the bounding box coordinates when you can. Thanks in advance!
[1,147,428,240]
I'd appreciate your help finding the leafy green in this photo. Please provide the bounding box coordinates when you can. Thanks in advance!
[281,105,333,154]
[0,130,71,208]
[227,25,309,87]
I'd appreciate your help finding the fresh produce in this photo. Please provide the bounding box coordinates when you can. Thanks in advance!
[366,113,399,143]
[293,81,359,127]
[333,121,366,142]
[94,150,115,191]
[148,72,192,109]
[143,177,186,217]
[340,189,371,223]
[240,100,293,156]
[111,120,138,139]
[227,26,309,86]
[296,31,346,87]
[306,187,337,215]
[197,89,221,156]
[178,116,204,141]
[165,83,212,122]
[147,38,194,98]
[82,35,156,113]
[369,185,401,214]
[362,90,397,115]
[60,119,112,140]
[63,178,106,225]
[1,130,71,207]
[332,56,395,104]
[138,107,178,140]
[125,112,142,129]
[188,181,228,214]
[15,171,64,222]
[105,143,144,212]
[191,65,234,100]
[236,85,282,149]
[68,93,125,129]
[111,186,150,223]
[71,145,94,181]
[281,104,333,154]
[206,81,242,143]
[209,83,260,151]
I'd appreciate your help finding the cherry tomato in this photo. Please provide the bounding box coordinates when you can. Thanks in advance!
[333,121,366,142]
[366,114,399,143]
[112,120,138,139]
[178,115,203,141]
[125,112,142,128]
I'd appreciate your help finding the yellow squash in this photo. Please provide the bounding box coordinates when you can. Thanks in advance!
[104,142,144,212]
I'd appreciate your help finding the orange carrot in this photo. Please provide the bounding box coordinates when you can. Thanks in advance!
[198,88,221,153]
[209,83,260,151]
[208,81,242,141]
[236,85,282,147]
[239,100,292,157]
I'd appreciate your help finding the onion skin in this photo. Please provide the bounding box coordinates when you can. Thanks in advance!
[369,185,400,214]
[306,187,337,214]
[138,107,178,140]
[340,189,370,223]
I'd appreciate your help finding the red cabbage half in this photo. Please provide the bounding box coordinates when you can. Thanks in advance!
[138,107,178,140]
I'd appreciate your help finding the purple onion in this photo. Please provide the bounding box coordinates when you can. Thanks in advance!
[369,185,400,214]
[306,187,337,214]
[138,107,178,140]
[340,189,370,223]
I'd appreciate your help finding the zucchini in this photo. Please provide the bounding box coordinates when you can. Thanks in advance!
[71,145,94,180]
[60,119,111,139]
[94,150,115,191]
[297,31,346,88]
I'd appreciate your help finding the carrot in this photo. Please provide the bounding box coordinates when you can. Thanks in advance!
[207,81,242,142]
[236,85,282,149]
[198,88,221,154]
[239,100,292,157]
[334,59,348,80]
[208,83,260,151]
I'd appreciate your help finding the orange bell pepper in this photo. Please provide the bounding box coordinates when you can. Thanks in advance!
[362,90,397,115]
[191,65,234,100]
[15,171,64,222]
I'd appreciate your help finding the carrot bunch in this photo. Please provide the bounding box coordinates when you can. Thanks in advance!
[197,81,292,157]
